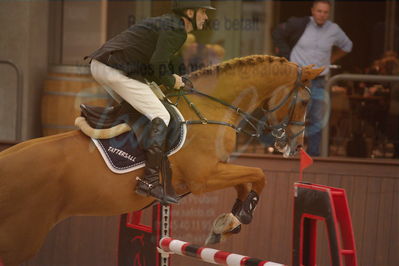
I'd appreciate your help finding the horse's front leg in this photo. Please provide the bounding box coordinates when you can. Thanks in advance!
[231,183,265,227]
[227,171,266,226]
[234,183,251,202]
[222,184,251,237]
[232,177,265,225]
[202,163,266,244]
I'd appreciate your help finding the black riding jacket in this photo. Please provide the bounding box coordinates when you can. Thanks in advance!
[87,13,187,88]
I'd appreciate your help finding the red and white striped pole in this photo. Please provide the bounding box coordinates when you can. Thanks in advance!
[159,237,285,266]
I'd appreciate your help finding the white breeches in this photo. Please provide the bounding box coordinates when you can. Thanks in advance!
[90,59,170,125]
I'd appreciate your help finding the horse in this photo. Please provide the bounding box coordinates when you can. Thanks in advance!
[0,55,322,265]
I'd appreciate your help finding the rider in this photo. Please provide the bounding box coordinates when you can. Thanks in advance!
[86,0,215,204]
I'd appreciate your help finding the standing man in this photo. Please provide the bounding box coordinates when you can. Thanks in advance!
[86,0,215,203]
[272,0,352,156]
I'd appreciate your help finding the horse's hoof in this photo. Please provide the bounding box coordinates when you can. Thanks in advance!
[212,213,241,234]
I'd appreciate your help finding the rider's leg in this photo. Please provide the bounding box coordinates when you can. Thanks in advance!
[135,117,178,203]
[90,59,170,124]
[90,59,177,203]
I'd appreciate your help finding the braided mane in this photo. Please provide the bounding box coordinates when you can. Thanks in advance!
[188,55,296,80]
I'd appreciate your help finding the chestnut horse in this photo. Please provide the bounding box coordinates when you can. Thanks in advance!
[0,55,322,265]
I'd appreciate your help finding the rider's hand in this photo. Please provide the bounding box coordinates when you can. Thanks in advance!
[173,74,185,90]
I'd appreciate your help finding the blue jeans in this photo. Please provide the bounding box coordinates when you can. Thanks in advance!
[305,77,330,156]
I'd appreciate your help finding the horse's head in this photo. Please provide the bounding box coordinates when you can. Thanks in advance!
[186,56,324,157]
[263,64,324,157]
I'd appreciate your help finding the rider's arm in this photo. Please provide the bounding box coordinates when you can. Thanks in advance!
[150,29,186,89]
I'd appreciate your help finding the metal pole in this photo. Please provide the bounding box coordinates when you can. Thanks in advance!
[322,74,399,157]
[0,60,23,141]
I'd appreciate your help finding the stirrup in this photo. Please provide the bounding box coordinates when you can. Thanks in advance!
[135,176,157,190]
[135,176,178,205]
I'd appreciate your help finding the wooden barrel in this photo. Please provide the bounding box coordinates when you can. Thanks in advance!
[41,65,112,136]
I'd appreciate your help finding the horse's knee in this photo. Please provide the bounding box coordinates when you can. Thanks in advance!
[252,173,266,193]
[234,184,251,201]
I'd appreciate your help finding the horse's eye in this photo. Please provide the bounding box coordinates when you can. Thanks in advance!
[301,100,309,107]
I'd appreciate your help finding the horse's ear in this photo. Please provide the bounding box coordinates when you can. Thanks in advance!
[302,65,324,81]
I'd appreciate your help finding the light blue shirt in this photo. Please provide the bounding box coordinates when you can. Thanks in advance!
[290,17,353,76]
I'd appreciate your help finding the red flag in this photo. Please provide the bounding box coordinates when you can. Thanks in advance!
[299,149,313,181]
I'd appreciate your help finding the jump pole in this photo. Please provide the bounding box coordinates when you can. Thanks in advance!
[118,182,357,266]
[159,237,285,266]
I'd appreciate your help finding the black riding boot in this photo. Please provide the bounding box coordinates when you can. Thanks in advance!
[135,118,178,204]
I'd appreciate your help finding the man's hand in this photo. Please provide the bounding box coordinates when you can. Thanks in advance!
[173,74,185,90]
[331,47,348,64]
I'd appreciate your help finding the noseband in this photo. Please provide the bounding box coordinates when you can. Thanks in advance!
[260,67,311,149]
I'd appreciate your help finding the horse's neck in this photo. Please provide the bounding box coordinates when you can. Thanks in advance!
[193,63,295,115]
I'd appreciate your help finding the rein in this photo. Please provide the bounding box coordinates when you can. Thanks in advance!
[165,67,310,142]
[261,67,311,144]
[167,88,265,137]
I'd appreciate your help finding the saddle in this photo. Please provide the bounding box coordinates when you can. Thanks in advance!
[76,100,188,204]
[80,103,137,129]
[77,101,187,174]
[80,101,184,150]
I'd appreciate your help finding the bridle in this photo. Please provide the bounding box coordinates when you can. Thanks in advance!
[260,67,311,149]
[165,66,311,147]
